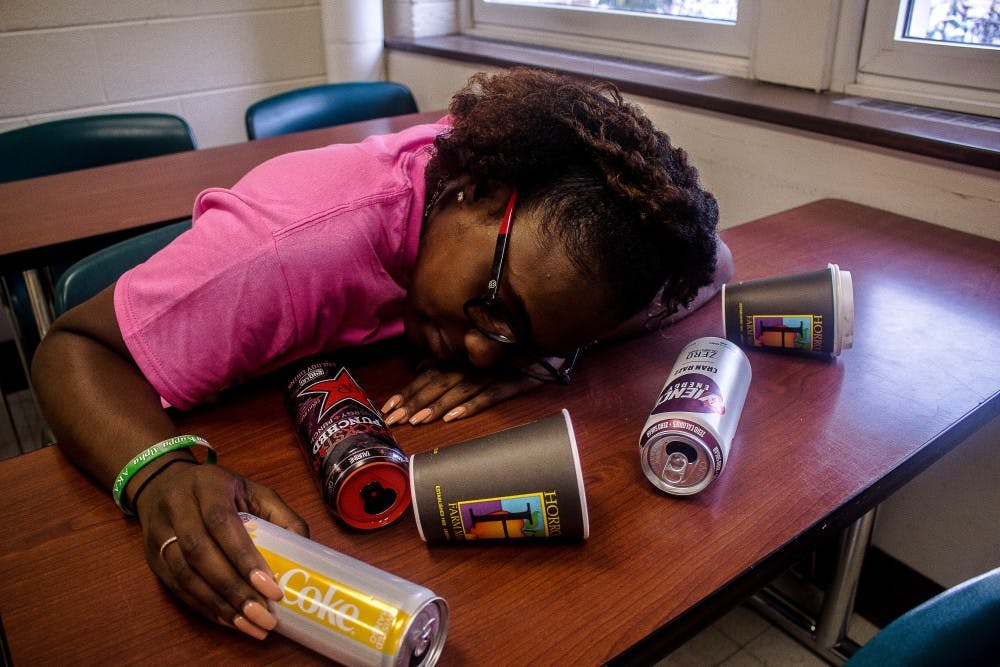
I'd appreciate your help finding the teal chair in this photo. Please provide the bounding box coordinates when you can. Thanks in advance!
[53,219,192,316]
[0,113,196,362]
[0,113,195,182]
[245,81,418,140]
[845,566,1000,667]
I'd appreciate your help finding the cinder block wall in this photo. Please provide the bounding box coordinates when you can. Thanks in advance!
[0,1,327,148]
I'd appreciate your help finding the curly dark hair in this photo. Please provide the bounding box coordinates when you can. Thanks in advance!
[424,67,719,324]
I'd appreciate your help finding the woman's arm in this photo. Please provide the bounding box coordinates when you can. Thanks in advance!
[33,285,179,484]
[31,285,305,639]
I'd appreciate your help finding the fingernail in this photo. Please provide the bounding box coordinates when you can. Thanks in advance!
[409,408,432,425]
[242,600,278,631]
[381,394,402,413]
[443,406,466,422]
[250,569,282,601]
[233,614,268,640]
[385,407,407,426]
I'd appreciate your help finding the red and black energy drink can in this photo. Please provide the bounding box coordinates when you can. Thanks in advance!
[286,359,410,530]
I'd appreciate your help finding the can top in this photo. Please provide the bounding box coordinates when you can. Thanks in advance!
[336,462,411,530]
[396,598,449,667]
[641,432,716,496]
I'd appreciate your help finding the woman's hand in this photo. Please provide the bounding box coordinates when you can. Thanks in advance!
[380,362,544,426]
[134,460,308,640]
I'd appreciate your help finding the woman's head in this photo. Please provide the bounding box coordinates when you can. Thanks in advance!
[407,68,719,371]
[426,67,719,321]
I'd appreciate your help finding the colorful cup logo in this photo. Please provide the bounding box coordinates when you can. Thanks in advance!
[409,410,590,542]
[722,263,854,357]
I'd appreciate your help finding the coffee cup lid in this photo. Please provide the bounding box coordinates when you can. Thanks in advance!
[829,263,855,355]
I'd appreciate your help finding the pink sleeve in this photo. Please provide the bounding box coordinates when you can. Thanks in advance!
[115,189,297,410]
[114,123,441,410]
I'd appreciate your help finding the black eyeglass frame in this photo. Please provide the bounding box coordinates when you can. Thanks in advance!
[461,188,580,384]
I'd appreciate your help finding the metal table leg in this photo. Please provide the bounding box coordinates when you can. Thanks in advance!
[749,508,877,665]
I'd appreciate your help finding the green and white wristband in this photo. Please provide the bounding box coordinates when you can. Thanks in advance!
[112,435,217,516]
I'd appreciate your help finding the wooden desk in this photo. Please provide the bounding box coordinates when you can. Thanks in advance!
[0,110,445,273]
[0,110,444,337]
[1,200,997,666]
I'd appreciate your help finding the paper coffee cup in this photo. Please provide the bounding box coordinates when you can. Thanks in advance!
[409,410,589,542]
[722,263,854,357]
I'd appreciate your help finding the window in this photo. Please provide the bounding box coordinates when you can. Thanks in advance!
[852,0,1000,115]
[462,0,999,117]
[494,1,738,22]
[468,0,756,77]
[900,0,1000,46]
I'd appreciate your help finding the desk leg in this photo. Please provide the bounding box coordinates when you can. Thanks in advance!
[749,508,877,665]
[23,269,54,339]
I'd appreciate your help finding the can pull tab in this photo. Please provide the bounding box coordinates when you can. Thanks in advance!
[412,616,438,658]
[662,442,698,483]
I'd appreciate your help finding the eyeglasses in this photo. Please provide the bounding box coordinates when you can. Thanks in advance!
[462,188,580,384]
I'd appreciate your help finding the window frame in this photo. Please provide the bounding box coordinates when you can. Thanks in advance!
[856,0,1000,93]
[467,0,757,77]
[457,0,999,117]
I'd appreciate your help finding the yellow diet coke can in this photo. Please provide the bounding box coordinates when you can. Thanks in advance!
[240,513,448,666]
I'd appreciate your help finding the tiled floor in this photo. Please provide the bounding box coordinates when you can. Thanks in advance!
[656,604,879,667]
[1,378,881,667]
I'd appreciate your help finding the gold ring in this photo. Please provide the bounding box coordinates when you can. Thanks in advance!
[158,535,179,559]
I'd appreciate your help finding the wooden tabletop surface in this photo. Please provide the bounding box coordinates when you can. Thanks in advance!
[0,111,446,272]
[1,199,997,666]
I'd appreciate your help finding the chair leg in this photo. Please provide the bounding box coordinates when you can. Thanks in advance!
[0,376,24,456]
[0,278,52,453]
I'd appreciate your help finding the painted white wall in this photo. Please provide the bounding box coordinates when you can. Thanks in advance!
[0,0,388,148]
[871,414,999,588]
[320,0,386,82]
[388,52,998,241]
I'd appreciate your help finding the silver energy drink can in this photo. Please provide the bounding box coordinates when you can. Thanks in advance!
[639,336,751,495]
[240,513,448,667]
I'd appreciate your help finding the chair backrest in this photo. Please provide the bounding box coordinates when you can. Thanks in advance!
[845,566,1000,666]
[0,113,195,183]
[0,113,195,361]
[245,81,418,140]
[53,219,192,316]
